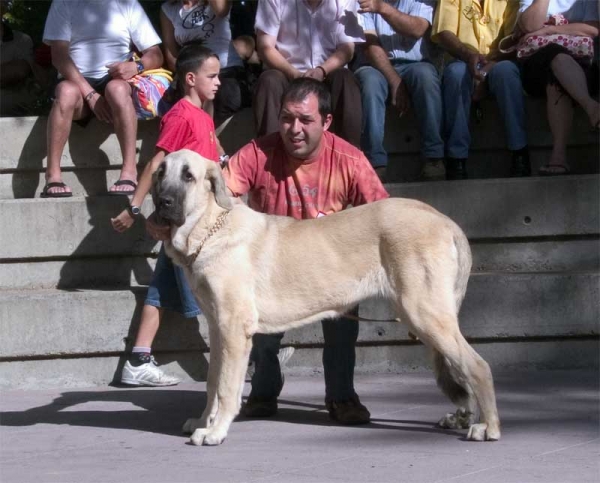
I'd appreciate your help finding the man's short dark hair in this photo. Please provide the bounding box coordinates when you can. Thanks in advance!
[175,43,219,92]
[281,78,332,121]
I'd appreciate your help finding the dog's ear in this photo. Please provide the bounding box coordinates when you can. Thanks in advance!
[206,161,233,210]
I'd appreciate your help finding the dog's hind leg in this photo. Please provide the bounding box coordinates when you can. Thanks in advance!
[399,296,500,442]
[183,319,220,435]
[190,318,253,446]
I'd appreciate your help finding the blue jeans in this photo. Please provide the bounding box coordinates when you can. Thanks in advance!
[355,62,444,168]
[250,310,359,403]
[442,60,527,159]
[144,245,201,318]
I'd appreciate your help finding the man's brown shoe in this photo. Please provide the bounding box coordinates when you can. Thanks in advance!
[243,396,278,418]
[326,395,371,425]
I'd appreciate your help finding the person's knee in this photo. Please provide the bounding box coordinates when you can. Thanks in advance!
[52,81,81,111]
[104,79,133,106]
[256,69,287,91]
[550,53,574,72]
[490,60,519,80]
[407,63,441,92]
[443,61,469,86]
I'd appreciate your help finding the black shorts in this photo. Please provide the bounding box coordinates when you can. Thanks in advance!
[51,74,112,127]
[521,44,599,98]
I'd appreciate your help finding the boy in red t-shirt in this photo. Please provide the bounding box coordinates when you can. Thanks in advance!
[111,44,221,386]
[222,78,388,424]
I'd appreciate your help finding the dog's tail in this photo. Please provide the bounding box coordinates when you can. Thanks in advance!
[433,350,471,408]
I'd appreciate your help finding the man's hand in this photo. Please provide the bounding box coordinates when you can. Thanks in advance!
[390,77,410,115]
[358,0,384,14]
[87,93,113,123]
[106,61,138,80]
[302,67,326,81]
[146,212,171,241]
[111,209,135,233]
[466,52,488,81]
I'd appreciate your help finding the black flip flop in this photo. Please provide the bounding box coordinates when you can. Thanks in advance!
[40,182,73,198]
[107,179,137,196]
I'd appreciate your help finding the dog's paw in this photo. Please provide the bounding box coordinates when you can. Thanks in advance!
[190,428,227,446]
[438,409,473,430]
[467,423,501,442]
[182,418,202,435]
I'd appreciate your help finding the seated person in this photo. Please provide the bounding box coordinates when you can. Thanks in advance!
[354,0,445,181]
[41,0,163,197]
[518,0,599,175]
[160,0,253,128]
[432,0,531,179]
[253,0,365,147]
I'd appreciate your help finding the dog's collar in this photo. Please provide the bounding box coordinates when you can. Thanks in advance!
[188,210,230,262]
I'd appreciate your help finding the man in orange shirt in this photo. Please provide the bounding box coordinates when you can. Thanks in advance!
[223,78,388,424]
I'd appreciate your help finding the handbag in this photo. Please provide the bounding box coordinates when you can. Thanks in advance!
[499,14,594,61]
[128,68,176,120]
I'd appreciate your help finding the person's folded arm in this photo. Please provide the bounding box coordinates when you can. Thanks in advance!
[518,0,551,33]
[160,9,179,72]
[256,30,300,79]
[208,0,231,18]
[359,0,429,39]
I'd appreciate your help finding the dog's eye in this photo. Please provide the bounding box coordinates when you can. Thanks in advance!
[184,171,194,182]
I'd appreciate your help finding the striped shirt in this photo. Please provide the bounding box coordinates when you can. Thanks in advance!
[358,0,438,63]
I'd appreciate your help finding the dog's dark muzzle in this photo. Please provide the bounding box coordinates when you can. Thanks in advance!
[154,190,185,227]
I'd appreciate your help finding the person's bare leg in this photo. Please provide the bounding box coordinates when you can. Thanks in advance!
[133,304,162,348]
[550,53,600,128]
[544,82,573,173]
[45,81,86,195]
[104,79,138,192]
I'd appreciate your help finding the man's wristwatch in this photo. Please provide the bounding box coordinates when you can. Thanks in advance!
[135,60,144,74]
[129,205,141,217]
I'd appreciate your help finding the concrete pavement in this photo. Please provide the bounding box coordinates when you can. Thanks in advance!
[1,370,599,483]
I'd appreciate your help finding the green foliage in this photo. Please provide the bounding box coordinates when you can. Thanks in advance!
[2,0,52,45]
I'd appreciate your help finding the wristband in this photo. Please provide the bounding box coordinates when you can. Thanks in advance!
[84,90,97,102]
[316,65,327,78]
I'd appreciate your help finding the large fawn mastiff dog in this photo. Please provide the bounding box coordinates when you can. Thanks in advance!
[152,149,501,446]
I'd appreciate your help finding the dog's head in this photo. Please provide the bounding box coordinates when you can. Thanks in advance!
[151,149,233,227]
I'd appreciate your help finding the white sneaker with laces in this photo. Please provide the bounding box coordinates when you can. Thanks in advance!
[121,356,181,387]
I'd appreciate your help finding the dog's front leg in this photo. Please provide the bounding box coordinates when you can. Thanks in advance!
[183,319,220,435]
[190,321,253,446]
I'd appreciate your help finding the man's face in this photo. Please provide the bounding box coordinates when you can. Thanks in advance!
[279,93,332,160]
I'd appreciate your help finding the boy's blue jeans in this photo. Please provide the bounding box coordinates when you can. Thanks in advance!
[144,245,201,318]
[354,61,445,168]
[250,309,359,403]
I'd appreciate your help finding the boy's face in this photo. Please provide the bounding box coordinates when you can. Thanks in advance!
[189,56,221,101]
[279,93,332,161]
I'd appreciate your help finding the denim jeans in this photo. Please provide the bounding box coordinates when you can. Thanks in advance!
[442,60,527,159]
[144,245,201,318]
[249,309,359,403]
[355,62,444,168]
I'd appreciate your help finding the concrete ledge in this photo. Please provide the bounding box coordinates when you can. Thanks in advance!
[2,98,598,198]
[1,339,597,389]
[1,176,597,261]
[1,270,597,359]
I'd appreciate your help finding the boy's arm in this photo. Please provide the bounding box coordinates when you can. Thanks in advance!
[111,149,167,232]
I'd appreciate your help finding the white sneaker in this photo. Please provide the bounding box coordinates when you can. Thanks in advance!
[247,346,295,379]
[121,356,181,387]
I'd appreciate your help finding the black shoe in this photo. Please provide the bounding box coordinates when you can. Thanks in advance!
[326,394,371,425]
[510,147,531,177]
[420,158,446,181]
[445,158,468,180]
[243,395,278,418]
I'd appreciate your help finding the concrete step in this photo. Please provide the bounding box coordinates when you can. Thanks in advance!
[1,270,597,360]
[2,340,598,390]
[2,98,598,198]
[1,176,597,260]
